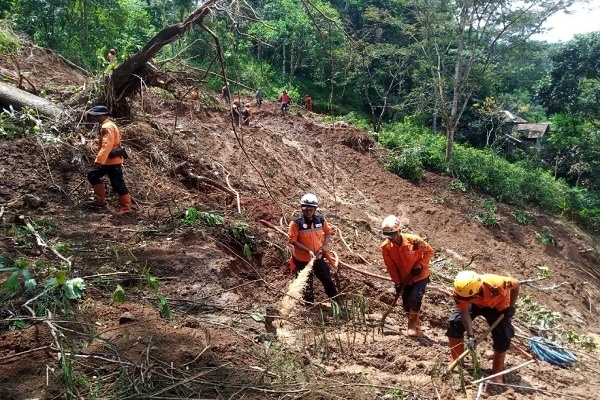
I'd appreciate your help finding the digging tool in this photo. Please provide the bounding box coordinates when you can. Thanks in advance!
[448,314,505,371]
[380,274,412,329]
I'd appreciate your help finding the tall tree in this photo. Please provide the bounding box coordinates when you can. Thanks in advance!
[538,32,600,126]
[405,0,572,162]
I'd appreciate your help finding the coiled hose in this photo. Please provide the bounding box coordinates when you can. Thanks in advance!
[529,336,577,367]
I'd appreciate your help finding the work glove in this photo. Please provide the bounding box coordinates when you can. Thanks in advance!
[504,306,516,319]
[411,264,423,276]
[394,282,403,295]
[466,335,476,350]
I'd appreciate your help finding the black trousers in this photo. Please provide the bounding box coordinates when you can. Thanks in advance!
[293,257,338,303]
[88,164,129,195]
[401,277,429,312]
[446,304,514,352]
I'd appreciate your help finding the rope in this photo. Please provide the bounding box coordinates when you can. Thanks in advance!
[528,336,577,367]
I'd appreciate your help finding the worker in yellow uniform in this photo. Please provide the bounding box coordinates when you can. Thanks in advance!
[380,215,434,336]
[288,193,338,304]
[447,270,520,383]
[86,106,132,215]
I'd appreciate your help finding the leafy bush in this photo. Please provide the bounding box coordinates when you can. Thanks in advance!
[536,226,556,246]
[0,27,19,54]
[385,148,423,181]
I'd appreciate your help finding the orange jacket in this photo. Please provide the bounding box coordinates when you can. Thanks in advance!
[381,234,434,285]
[288,214,331,262]
[454,274,519,311]
[95,119,123,165]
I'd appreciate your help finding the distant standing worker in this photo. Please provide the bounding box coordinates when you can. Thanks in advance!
[107,49,116,64]
[304,94,313,112]
[278,90,290,114]
[447,270,520,383]
[190,90,201,119]
[255,88,263,110]
[86,106,132,215]
[221,85,230,104]
[241,103,253,126]
[288,193,338,304]
[231,99,241,127]
[381,215,434,336]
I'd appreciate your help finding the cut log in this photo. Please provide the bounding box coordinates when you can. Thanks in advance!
[0,81,63,118]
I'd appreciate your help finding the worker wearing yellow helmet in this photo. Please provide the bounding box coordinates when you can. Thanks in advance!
[380,215,434,336]
[447,270,520,383]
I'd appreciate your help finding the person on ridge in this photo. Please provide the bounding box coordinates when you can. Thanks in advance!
[86,105,132,215]
[447,270,520,383]
[255,88,263,110]
[221,84,230,104]
[303,94,313,112]
[380,215,434,336]
[288,193,338,305]
[278,90,291,114]
[107,48,116,64]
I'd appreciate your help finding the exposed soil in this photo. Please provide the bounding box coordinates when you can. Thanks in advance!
[1,43,600,400]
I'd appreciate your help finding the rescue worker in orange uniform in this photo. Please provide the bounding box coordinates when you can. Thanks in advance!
[303,94,313,112]
[381,215,434,336]
[447,270,520,383]
[86,106,132,215]
[288,193,338,304]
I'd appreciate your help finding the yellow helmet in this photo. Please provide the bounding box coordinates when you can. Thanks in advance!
[381,215,401,237]
[453,270,483,298]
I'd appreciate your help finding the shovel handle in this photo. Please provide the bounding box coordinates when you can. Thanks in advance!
[448,314,505,371]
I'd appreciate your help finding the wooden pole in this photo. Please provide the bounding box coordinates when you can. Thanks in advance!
[448,314,505,372]
[472,359,535,384]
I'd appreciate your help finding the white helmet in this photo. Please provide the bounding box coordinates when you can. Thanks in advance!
[381,215,401,237]
[300,193,319,208]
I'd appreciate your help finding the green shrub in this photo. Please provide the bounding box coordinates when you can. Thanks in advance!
[0,27,19,54]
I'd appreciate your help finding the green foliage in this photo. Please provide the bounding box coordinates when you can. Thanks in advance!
[0,26,20,54]
[182,208,224,227]
[536,265,553,278]
[385,148,423,181]
[511,210,533,225]
[1,258,37,294]
[518,295,561,331]
[536,226,556,247]
[565,331,597,350]
[112,284,126,303]
[0,106,43,139]
[158,294,172,319]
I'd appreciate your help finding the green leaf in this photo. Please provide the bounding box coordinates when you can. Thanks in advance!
[147,276,159,292]
[24,278,37,292]
[55,270,67,285]
[251,312,265,322]
[113,284,126,303]
[2,271,21,293]
[158,295,172,319]
[62,278,86,299]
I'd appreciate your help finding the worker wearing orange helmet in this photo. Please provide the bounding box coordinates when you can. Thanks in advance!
[288,193,338,304]
[380,215,434,336]
[447,270,520,383]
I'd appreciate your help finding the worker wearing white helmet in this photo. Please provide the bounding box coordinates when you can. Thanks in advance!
[447,270,520,383]
[380,215,434,336]
[288,193,338,304]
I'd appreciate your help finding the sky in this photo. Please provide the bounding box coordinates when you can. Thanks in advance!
[532,1,600,42]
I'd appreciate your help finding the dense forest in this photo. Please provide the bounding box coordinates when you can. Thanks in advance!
[1,0,599,233]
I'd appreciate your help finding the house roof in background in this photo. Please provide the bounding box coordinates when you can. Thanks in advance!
[517,123,550,139]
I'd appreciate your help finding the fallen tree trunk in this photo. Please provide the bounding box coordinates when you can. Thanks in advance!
[0,81,63,118]
[108,0,218,107]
